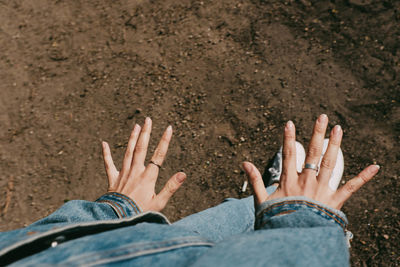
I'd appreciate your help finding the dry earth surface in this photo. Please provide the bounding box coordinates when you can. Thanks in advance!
[0,0,399,266]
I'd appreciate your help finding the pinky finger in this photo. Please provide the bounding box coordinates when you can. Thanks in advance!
[335,164,380,206]
[102,141,119,179]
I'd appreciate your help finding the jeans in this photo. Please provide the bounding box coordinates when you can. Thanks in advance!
[0,186,350,266]
[173,186,278,242]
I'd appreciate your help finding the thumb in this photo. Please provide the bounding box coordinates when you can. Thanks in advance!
[156,172,186,210]
[242,162,268,205]
[102,141,119,190]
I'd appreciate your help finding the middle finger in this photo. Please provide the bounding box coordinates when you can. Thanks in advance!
[317,125,342,186]
[132,117,152,166]
[145,125,173,180]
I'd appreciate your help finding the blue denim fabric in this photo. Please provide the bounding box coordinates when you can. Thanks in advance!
[0,186,350,266]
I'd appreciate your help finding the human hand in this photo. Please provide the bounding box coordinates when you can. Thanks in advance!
[243,114,380,210]
[101,117,186,212]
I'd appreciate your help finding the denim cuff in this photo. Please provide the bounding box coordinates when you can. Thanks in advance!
[255,196,348,232]
[95,192,142,219]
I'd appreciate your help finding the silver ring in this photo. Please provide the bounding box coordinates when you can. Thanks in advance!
[149,160,161,169]
[304,163,319,172]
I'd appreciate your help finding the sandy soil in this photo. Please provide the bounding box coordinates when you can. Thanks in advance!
[0,0,399,265]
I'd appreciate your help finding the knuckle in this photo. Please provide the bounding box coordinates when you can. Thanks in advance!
[250,175,260,185]
[314,124,326,134]
[153,149,166,160]
[135,143,146,153]
[249,169,260,182]
[161,135,170,142]
[282,149,296,158]
[284,131,295,139]
[129,133,137,141]
[125,146,134,155]
[328,139,340,146]
[345,181,357,194]
[358,173,369,183]
[307,146,320,158]
[166,181,176,194]
[320,158,334,170]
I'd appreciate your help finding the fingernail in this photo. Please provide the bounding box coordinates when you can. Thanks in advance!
[373,164,380,171]
[134,124,140,133]
[145,117,151,124]
[101,141,106,147]
[176,172,186,183]
[318,114,328,122]
[167,125,172,132]
[286,120,294,129]
[333,125,341,134]
[242,162,253,173]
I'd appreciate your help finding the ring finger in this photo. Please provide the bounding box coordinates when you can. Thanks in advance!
[303,114,328,176]
[145,125,173,180]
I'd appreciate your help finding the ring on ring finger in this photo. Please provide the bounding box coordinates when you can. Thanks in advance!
[303,163,319,172]
[149,160,162,169]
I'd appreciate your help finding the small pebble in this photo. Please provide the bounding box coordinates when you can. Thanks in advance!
[242,181,248,192]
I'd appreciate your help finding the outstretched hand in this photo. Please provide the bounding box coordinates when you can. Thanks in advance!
[243,114,380,210]
[102,117,186,212]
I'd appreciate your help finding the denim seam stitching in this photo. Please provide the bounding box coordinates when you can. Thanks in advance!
[86,242,214,266]
[258,200,345,224]
[109,192,141,214]
[96,200,124,218]
[62,236,213,263]
[110,192,139,212]
[258,200,345,230]
[109,200,128,218]
[0,212,168,258]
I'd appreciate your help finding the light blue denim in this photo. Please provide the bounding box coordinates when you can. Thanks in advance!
[0,187,350,266]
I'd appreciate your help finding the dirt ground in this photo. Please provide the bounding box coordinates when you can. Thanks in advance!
[0,0,399,265]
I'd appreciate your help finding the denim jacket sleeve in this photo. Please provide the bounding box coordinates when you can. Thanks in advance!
[0,193,169,266]
[255,196,353,247]
[190,196,351,267]
[31,192,142,225]
[255,196,348,231]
